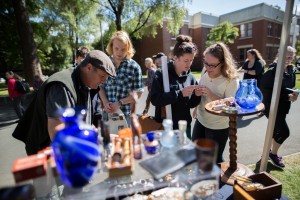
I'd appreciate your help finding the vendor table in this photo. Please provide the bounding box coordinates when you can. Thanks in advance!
[205,102,265,185]
[32,139,220,199]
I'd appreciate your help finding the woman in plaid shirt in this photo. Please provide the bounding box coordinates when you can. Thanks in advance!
[99,31,144,126]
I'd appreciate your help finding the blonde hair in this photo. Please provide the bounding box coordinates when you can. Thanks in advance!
[204,42,238,79]
[106,31,135,59]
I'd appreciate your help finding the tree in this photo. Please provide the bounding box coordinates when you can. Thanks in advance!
[12,0,43,83]
[0,0,22,72]
[206,21,239,47]
[99,0,190,39]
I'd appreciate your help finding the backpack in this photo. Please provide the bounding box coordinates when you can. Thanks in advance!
[15,80,30,94]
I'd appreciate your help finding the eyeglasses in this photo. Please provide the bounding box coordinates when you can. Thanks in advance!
[203,60,221,68]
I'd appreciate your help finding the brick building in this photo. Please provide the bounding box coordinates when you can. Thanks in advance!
[134,3,288,72]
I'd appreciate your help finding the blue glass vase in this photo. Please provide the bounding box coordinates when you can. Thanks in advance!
[235,79,263,110]
[52,108,100,188]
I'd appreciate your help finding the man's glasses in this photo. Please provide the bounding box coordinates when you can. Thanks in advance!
[203,60,221,68]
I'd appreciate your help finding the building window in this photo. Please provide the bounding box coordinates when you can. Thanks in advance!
[240,23,252,38]
[266,46,278,62]
[239,48,251,62]
[267,23,273,36]
[274,24,281,37]
[266,47,272,60]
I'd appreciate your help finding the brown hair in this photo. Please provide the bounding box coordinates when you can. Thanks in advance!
[247,49,266,66]
[173,35,198,58]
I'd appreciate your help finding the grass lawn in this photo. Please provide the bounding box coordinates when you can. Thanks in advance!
[0,82,8,96]
[248,153,300,200]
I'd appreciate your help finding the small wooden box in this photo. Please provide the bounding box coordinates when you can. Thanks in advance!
[106,136,133,177]
[234,172,282,200]
[12,154,47,183]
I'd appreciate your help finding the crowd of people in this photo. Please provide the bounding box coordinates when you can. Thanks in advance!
[6,30,299,168]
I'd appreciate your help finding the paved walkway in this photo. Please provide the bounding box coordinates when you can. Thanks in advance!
[0,94,33,126]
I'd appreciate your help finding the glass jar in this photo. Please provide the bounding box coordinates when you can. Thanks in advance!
[52,108,100,188]
[160,119,177,148]
[235,79,263,109]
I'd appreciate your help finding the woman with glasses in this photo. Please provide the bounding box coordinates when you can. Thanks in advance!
[192,42,239,164]
[150,35,201,139]
[239,49,266,87]
[260,46,299,168]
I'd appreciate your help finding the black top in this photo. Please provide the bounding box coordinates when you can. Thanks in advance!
[260,63,296,116]
[150,61,201,129]
[242,60,265,87]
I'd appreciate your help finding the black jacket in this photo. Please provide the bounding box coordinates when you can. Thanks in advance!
[150,61,201,129]
[260,63,296,116]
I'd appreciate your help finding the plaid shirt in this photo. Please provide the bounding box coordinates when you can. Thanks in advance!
[102,58,144,115]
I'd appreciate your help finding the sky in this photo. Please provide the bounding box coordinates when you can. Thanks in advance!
[185,0,298,16]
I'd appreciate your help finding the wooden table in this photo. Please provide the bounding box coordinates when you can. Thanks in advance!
[205,101,265,185]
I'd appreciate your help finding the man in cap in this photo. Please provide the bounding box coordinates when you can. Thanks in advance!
[13,50,116,155]
[152,52,166,68]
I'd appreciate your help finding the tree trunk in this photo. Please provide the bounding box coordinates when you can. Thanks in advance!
[12,0,43,84]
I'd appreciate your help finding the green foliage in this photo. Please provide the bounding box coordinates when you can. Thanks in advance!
[1,0,191,76]
[101,0,190,39]
[206,21,239,47]
[0,0,23,71]
[296,40,300,56]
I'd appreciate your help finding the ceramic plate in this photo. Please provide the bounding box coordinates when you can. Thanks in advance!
[190,180,218,198]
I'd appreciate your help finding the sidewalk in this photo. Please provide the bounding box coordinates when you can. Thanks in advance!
[0,93,33,126]
[0,97,18,126]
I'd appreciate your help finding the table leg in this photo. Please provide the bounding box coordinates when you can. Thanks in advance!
[220,115,254,185]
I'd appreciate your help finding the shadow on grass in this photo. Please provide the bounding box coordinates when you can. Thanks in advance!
[251,160,284,173]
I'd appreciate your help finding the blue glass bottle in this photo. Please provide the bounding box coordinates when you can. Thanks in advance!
[52,108,100,188]
[235,79,263,110]
[144,132,159,154]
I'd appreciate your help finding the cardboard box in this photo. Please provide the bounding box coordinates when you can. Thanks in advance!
[12,154,47,183]
[234,172,282,200]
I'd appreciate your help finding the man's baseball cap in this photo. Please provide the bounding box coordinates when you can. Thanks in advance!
[152,52,165,59]
[85,50,116,78]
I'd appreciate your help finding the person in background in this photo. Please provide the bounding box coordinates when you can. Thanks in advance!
[74,46,90,67]
[152,52,166,68]
[99,31,144,127]
[238,49,266,87]
[192,43,239,164]
[5,71,26,119]
[143,57,157,115]
[260,46,299,168]
[151,35,201,139]
[12,50,116,155]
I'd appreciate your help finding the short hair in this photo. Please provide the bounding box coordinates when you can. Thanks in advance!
[76,46,89,59]
[106,31,135,59]
[145,57,153,63]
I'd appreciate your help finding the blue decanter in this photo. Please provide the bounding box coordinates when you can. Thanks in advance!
[52,108,100,188]
[235,79,263,110]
